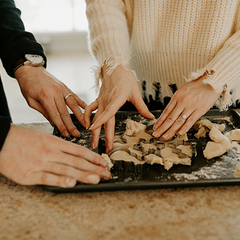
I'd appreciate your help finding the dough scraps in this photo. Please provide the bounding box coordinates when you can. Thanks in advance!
[193,117,225,139]
[203,126,230,159]
[225,129,240,141]
[125,120,146,136]
[102,153,114,170]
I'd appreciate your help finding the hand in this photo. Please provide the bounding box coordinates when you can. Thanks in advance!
[0,125,111,187]
[15,66,87,137]
[153,74,222,140]
[84,65,154,153]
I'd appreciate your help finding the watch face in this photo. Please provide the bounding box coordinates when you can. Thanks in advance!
[25,54,44,65]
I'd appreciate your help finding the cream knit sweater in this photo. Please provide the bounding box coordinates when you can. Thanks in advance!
[86,0,240,110]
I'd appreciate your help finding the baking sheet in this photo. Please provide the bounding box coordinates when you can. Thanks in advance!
[44,109,240,193]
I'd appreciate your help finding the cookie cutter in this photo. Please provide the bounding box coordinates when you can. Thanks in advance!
[167,139,197,158]
[133,143,157,156]
[145,124,176,142]
[108,147,148,177]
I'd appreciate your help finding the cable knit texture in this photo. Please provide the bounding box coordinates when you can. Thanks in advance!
[86,0,240,110]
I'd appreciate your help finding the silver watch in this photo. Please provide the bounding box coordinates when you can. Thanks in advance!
[25,54,45,66]
[13,54,45,75]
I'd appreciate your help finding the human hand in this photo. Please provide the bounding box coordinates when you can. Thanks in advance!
[15,66,87,137]
[0,125,111,187]
[84,65,154,153]
[152,74,222,140]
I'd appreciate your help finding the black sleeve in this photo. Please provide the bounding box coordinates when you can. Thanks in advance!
[0,0,46,150]
[0,78,11,151]
[0,116,11,151]
[0,0,47,78]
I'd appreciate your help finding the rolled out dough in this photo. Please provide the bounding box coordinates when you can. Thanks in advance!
[110,150,145,165]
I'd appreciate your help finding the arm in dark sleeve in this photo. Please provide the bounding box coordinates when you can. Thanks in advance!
[0,0,47,78]
[0,0,46,150]
[0,78,11,151]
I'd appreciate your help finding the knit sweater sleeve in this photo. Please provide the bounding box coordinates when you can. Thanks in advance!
[187,29,240,110]
[86,0,132,85]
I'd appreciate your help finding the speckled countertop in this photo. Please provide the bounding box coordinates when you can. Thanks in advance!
[1,121,240,240]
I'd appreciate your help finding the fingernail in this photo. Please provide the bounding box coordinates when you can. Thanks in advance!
[178,131,184,135]
[101,170,111,180]
[106,147,110,154]
[66,178,76,188]
[162,134,168,139]
[152,131,159,138]
[92,142,96,150]
[85,174,100,184]
[89,123,95,130]
[101,158,108,167]
[150,113,155,118]
[73,129,80,136]
[63,131,69,137]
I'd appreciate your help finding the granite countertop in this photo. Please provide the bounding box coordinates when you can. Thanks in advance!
[1,121,240,240]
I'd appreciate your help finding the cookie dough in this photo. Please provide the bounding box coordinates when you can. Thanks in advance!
[125,120,146,136]
[203,126,230,159]
[102,153,114,170]
[110,150,145,165]
[225,129,240,141]
[160,146,191,170]
[145,154,163,165]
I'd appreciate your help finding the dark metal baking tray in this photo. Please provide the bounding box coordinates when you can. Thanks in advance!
[44,109,240,193]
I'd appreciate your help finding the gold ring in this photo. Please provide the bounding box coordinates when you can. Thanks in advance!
[64,93,72,101]
[181,114,187,119]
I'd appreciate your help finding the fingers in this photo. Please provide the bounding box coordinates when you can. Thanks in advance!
[84,100,98,129]
[131,91,155,119]
[43,160,110,182]
[104,116,115,153]
[26,171,102,187]
[64,93,87,129]
[153,110,192,140]
[50,134,107,167]
[91,125,102,150]
[153,98,177,130]
[27,98,54,126]
[88,99,123,131]
[178,110,202,135]
[24,172,78,188]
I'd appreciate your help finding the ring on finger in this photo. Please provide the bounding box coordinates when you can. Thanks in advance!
[181,114,188,120]
[64,93,72,101]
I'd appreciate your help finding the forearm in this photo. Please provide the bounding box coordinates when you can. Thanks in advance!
[186,30,240,110]
[86,0,131,80]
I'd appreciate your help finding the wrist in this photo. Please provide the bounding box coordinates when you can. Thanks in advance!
[12,54,45,78]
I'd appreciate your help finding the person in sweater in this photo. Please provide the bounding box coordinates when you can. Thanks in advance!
[0,0,111,187]
[84,0,240,153]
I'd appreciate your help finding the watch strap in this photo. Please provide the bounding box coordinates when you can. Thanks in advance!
[12,56,28,76]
